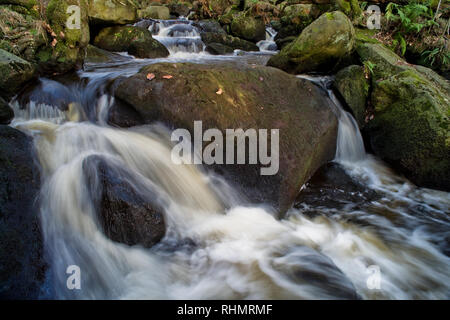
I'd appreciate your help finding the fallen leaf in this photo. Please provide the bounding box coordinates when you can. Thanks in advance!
[216,88,223,95]
[51,38,57,47]
[162,75,173,79]
[60,31,65,39]
[146,73,156,81]
[259,77,264,81]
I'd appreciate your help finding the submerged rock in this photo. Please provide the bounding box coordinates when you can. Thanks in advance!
[113,63,338,215]
[0,125,46,299]
[84,156,166,248]
[88,0,137,25]
[0,49,35,99]
[93,26,169,59]
[267,11,355,74]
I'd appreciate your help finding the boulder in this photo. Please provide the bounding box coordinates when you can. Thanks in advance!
[276,4,322,40]
[137,5,170,20]
[0,96,13,124]
[230,12,266,42]
[36,0,90,74]
[88,0,137,25]
[83,156,166,248]
[93,26,169,59]
[0,125,46,299]
[0,0,37,9]
[201,32,259,52]
[333,65,369,127]
[113,63,338,214]
[197,19,226,34]
[267,11,356,74]
[0,49,35,99]
[168,2,192,17]
[368,69,450,191]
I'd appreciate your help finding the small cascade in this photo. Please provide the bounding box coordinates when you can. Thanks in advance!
[297,75,366,163]
[257,26,278,52]
[140,19,206,54]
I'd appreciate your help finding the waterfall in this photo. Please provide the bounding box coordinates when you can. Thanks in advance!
[296,75,366,163]
[8,41,450,300]
[257,27,278,52]
[142,19,206,54]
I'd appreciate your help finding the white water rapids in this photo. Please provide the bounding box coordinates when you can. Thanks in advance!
[9,20,450,300]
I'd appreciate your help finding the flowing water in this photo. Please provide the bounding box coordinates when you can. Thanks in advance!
[9,19,450,299]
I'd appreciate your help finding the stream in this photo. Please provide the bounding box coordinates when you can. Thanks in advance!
[9,19,450,299]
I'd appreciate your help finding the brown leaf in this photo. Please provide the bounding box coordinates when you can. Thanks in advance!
[162,75,173,79]
[216,88,223,95]
[146,73,156,81]
[51,38,58,47]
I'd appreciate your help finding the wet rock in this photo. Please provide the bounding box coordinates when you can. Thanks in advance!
[0,125,46,299]
[113,62,338,215]
[0,96,14,124]
[0,49,35,99]
[273,246,361,299]
[205,42,234,55]
[93,26,169,59]
[333,65,369,128]
[168,3,192,17]
[267,11,355,74]
[85,44,129,64]
[88,0,137,25]
[201,32,259,52]
[83,156,166,248]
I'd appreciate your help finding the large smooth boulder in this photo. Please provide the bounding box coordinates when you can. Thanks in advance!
[267,11,355,74]
[89,0,137,25]
[0,125,46,299]
[333,65,369,127]
[93,26,169,59]
[0,97,13,124]
[113,63,338,214]
[0,49,35,98]
[83,156,166,248]
[230,12,266,42]
[201,32,259,53]
[36,0,90,74]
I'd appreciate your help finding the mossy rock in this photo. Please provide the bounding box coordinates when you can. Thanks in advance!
[113,62,338,215]
[37,0,90,74]
[201,32,259,52]
[230,11,266,42]
[0,0,37,9]
[276,4,323,40]
[93,26,169,59]
[334,64,369,128]
[0,49,35,98]
[89,0,137,25]
[137,5,170,19]
[267,11,355,74]
[368,70,450,190]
